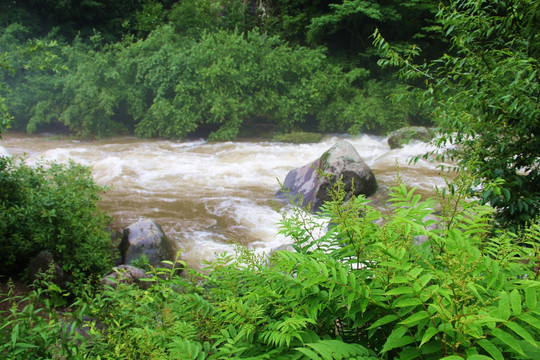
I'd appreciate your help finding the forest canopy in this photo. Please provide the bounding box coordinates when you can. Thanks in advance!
[0,0,438,139]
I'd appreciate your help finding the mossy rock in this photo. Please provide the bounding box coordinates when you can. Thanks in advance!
[272,131,323,144]
[387,126,434,149]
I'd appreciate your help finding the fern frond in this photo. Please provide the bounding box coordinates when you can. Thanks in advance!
[295,339,378,360]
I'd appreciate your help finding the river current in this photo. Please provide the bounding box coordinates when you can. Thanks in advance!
[1,132,448,269]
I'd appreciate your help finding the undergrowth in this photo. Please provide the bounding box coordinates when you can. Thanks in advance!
[1,177,539,359]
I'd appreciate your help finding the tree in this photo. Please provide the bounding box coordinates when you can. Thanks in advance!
[0,24,63,136]
[0,54,12,136]
[375,0,540,229]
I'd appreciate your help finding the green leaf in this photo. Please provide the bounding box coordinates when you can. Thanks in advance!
[504,321,537,346]
[390,275,410,284]
[296,347,322,359]
[394,297,422,308]
[491,327,525,356]
[400,311,430,325]
[525,286,537,310]
[385,287,414,296]
[420,326,439,346]
[409,267,423,279]
[467,282,484,301]
[509,289,522,315]
[381,327,414,354]
[368,314,399,330]
[519,313,540,331]
[498,291,510,321]
[477,339,504,360]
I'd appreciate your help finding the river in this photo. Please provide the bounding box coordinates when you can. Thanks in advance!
[0,132,448,269]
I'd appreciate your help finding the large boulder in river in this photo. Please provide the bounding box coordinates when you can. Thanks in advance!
[387,126,434,149]
[278,140,377,211]
[119,219,176,266]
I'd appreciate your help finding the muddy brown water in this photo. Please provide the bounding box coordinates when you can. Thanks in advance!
[1,132,450,269]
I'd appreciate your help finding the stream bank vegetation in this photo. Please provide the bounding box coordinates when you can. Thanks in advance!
[1,176,539,359]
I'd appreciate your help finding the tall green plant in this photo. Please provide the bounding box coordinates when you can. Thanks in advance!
[131,28,355,140]
[0,24,63,135]
[10,177,536,359]
[277,177,540,358]
[374,0,540,229]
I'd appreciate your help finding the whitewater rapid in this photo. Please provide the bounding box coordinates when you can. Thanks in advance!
[1,133,447,268]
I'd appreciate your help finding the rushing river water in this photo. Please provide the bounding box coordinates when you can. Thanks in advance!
[1,132,448,269]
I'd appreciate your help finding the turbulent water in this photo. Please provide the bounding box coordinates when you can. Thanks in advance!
[1,132,449,269]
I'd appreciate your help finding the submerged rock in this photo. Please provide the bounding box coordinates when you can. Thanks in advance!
[278,140,377,212]
[387,126,434,149]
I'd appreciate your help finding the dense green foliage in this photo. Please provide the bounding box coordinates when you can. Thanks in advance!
[1,24,417,140]
[2,180,539,359]
[0,0,440,140]
[0,157,113,291]
[267,0,440,68]
[1,2,539,359]
[375,0,540,229]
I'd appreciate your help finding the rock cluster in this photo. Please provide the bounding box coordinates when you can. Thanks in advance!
[102,218,181,289]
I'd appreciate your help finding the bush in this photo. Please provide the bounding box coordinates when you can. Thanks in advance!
[0,273,91,359]
[0,157,113,292]
[375,0,540,230]
[5,176,537,359]
[132,28,350,141]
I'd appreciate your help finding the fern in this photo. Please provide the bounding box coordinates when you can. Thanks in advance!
[6,177,540,359]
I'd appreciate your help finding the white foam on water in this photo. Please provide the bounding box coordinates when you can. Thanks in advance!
[31,147,91,165]
[0,146,10,157]
[92,156,125,184]
[172,228,236,268]
[225,201,289,252]
[1,132,452,269]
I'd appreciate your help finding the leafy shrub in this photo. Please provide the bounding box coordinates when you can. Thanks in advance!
[132,28,350,141]
[0,278,86,359]
[5,176,536,359]
[91,178,538,359]
[3,22,422,141]
[275,177,540,359]
[374,0,540,230]
[0,24,64,134]
[0,157,113,292]
[318,78,416,135]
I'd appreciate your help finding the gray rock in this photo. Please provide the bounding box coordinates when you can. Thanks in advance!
[119,219,176,266]
[27,250,65,287]
[387,126,434,149]
[279,140,377,211]
[101,265,153,290]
